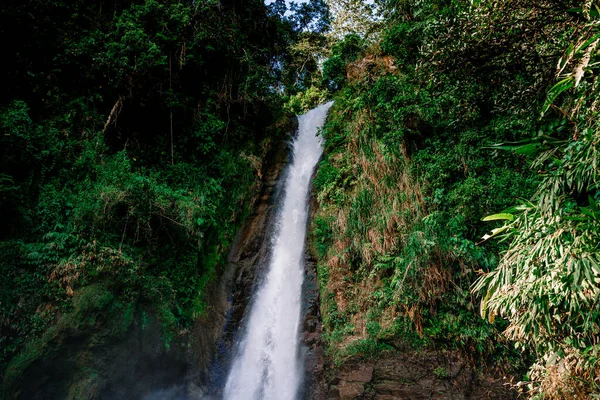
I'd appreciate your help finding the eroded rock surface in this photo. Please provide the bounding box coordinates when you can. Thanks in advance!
[200,132,294,396]
[308,352,515,400]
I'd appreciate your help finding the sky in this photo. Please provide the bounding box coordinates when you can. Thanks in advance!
[264,0,375,7]
[264,0,309,4]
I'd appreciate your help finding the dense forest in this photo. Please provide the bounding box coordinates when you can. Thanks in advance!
[0,0,328,396]
[1,0,599,399]
[311,0,600,398]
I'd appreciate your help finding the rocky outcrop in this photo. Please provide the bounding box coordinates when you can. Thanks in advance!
[300,257,326,400]
[312,352,515,400]
[200,132,293,396]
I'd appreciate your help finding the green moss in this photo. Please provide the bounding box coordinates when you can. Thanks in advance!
[2,326,59,396]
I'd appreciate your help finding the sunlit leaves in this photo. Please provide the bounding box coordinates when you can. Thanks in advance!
[475,16,600,394]
[481,213,514,222]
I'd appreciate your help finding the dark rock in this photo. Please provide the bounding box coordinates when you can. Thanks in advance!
[375,381,409,396]
[304,331,320,346]
[327,385,340,399]
[200,135,293,396]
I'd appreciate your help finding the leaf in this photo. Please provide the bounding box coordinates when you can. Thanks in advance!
[576,32,600,53]
[557,43,575,74]
[501,204,530,213]
[542,76,574,115]
[514,143,542,156]
[481,226,509,241]
[482,213,514,222]
[488,135,566,156]
[567,7,600,19]
[589,195,598,213]
[580,207,596,219]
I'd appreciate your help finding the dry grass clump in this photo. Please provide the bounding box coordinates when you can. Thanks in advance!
[528,351,600,400]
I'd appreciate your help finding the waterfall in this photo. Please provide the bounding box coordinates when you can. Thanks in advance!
[223,102,333,400]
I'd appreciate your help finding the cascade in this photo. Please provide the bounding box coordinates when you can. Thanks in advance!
[223,102,333,400]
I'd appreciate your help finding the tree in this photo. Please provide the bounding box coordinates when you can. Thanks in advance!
[324,0,379,40]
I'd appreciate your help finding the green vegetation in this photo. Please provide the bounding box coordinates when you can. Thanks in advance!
[311,0,600,398]
[0,0,330,395]
[474,6,600,396]
[2,0,600,398]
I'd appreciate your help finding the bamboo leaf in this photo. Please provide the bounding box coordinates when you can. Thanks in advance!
[482,213,514,222]
[481,226,509,241]
[542,76,574,115]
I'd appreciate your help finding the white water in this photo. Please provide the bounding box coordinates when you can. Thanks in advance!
[223,102,333,400]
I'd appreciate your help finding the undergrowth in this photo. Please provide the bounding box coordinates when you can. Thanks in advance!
[312,1,600,397]
[310,12,544,373]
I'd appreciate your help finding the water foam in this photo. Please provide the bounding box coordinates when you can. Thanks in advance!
[223,102,333,400]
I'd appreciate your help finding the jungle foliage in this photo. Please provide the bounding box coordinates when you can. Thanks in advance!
[311,0,600,397]
[3,0,600,397]
[0,0,327,394]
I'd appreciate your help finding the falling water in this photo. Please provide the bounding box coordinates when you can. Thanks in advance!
[223,102,333,400]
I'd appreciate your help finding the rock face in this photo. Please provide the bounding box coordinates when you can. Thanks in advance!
[200,133,293,395]
[300,256,326,400]
[308,352,515,400]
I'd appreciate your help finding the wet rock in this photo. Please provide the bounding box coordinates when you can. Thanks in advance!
[187,383,204,400]
[200,135,294,396]
[304,331,320,346]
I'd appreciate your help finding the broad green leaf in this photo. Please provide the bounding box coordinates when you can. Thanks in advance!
[482,213,514,222]
[589,195,598,213]
[515,143,542,156]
